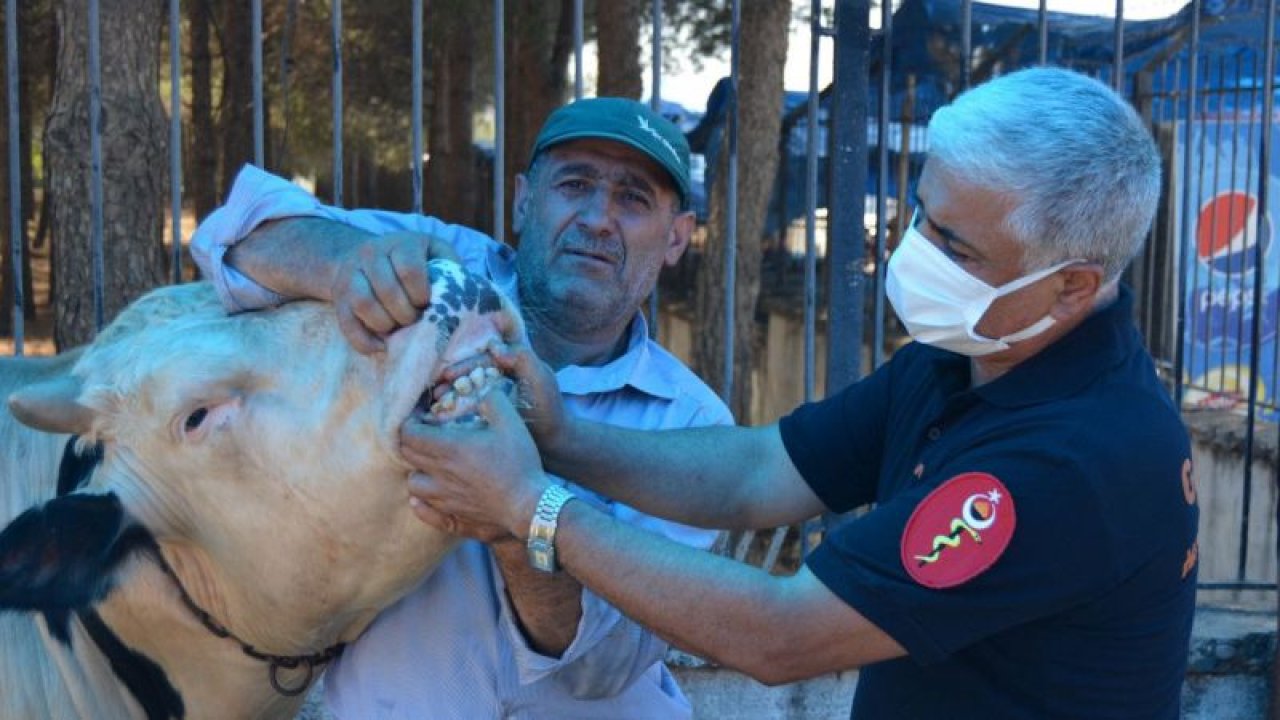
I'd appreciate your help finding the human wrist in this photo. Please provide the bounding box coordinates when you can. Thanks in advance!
[539,416,578,471]
[525,480,578,573]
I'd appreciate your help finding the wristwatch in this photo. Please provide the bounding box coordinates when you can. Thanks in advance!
[526,483,577,572]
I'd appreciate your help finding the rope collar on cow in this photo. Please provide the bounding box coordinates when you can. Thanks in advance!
[152,549,345,696]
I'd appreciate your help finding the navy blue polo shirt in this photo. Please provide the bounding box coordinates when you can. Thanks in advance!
[779,288,1198,719]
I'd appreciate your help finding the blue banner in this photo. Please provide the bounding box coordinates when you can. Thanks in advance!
[1179,117,1279,413]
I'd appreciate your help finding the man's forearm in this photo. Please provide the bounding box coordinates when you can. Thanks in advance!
[543,421,819,530]
[491,538,583,657]
[225,216,375,301]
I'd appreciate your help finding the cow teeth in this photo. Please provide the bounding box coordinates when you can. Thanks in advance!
[439,391,457,411]
[485,367,500,379]
[469,367,487,388]
[453,376,473,395]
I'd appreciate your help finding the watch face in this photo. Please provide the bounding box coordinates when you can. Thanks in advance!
[528,540,555,572]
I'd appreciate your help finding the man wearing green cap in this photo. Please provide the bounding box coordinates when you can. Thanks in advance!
[190,97,728,718]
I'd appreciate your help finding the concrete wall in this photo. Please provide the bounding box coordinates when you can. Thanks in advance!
[662,608,1274,719]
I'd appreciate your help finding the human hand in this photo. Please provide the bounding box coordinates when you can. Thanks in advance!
[407,481,516,543]
[401,388,550,540]
[485,341,571,455]
[329,231,462,354]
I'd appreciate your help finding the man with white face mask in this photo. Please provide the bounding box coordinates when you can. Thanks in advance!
[399,67,1199,719]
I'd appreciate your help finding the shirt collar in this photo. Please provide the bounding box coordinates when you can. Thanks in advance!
[554,312,680,400]
[973,285,1139,408]
[488,245,678,401]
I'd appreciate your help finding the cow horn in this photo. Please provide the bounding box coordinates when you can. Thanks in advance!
[8,375,94,434]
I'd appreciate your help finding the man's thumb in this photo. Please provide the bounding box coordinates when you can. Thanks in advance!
[477,383,520,427]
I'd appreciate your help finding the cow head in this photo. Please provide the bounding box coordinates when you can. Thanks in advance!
[0,259,523,715]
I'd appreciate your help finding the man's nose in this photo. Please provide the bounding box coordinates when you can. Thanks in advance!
[576,189,614,234]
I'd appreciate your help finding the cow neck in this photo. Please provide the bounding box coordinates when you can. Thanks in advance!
[150,547,345,697]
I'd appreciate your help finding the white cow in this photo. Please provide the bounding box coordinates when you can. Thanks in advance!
[0,260,523,720]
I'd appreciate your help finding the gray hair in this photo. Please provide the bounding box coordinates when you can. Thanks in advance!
[926,67,1161,282]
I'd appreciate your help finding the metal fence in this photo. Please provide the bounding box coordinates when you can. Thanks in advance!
[4,0,1279,592]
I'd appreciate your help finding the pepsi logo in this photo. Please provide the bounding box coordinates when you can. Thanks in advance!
[1196,191,1272,275]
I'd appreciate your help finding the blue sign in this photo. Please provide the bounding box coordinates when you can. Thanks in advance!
[1179,118,1279,412]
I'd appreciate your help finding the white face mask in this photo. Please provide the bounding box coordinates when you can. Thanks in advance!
[886,212,1078,357]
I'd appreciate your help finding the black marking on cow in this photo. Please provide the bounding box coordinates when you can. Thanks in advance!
[57,436,104,497]
[425,265,506,345]
[0,492,151,640]
[80,608,185,720]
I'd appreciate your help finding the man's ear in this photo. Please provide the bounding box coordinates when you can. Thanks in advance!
[1052,262,1105,320]
[512,174,531,236]
[663,210,696,267]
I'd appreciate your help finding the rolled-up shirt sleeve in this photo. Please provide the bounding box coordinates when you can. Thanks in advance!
[190,163,496,312]
[495,387,732,701]
[493,502,720,699]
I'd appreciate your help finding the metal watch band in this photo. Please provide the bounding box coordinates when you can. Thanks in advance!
[526,483,577,572]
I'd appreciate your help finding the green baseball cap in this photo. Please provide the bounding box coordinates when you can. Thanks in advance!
[530,97,692,210]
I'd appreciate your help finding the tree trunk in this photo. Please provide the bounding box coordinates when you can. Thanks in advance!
[188,0,217,222]
[218,0,255,196]
[45,0,167,349]
[425,0,477,225]
[0,2,12,337]
[502,0,572,245]
[692,0,789,422]
[595,0,644,99]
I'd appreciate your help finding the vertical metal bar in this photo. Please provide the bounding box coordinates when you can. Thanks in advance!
[1172,0,1197,476]
[1207,56,1227,393]
[1191,55,1211,388]
[870,0,891,370]
[1037,0,1048,66]
[960,0,972,91]
[827,0,869,394]
[1248,0,1277,583]
[650,0,662,113]
[252,0,263,166]
[803,0,821,403]
[1112,0,1125,92]
[88,0,105,331]
[573,0,584,101]
[1230,54,1251,379]
[6,0,21,353]
[648,0,662,336]
[332,0,344,206]
[800,0,824,559]
[411,0,423,214]
[494,0,505,241]
[169,0,183,284]
[1268,0,1280,579]
[722,0,741,403]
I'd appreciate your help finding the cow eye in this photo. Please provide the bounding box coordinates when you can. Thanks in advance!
[184,407,209,432]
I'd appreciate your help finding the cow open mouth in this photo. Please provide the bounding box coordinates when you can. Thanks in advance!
[414,361,512,425]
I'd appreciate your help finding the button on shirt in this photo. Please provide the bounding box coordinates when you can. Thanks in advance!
[190,166,732,719]
[778,289,1198,719]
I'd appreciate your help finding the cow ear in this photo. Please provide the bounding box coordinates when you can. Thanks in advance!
[8,374,94,435]
[0,492,151,612]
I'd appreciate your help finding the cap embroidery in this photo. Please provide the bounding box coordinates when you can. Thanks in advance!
[636,113,683,168]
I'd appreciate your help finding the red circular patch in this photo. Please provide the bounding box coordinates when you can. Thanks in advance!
[900,472,1016,589]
